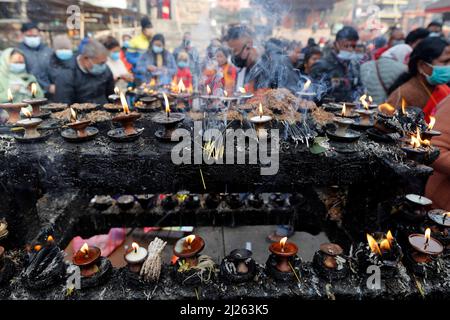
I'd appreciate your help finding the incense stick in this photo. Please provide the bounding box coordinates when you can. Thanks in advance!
[288,261,301,283]
[199,168,206,190]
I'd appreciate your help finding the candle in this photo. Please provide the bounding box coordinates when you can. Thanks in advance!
[268,237,298,273]
[124,242,148,273]
[173,234,205,267]
[162,92,170,118]
[405,194,432,206]
[73,243,101,277]
[408,231,443,256]
[31,83,37,98]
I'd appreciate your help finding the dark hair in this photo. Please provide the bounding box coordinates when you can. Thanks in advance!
[151,33,165,46]
[216,46,230,58]
[21,22,39,33]
[307,38,316,47]
[405,28,430,46]
[388,37,449,94]
[265,38,285,55]
[300,47,322,73]
[336,26,359,42]
[428,21,443,29]
[225,25,254,41]
[141,16,153,29]
[101,36,120,50]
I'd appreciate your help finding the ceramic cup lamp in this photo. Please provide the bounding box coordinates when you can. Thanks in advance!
[268,237,299,273]
[249,103,272,139]
[0,89,29,124]
[173,235,205,267]
[124,242,148,273]
[72,243,101,277]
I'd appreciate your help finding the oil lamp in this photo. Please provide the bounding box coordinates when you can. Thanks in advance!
[401,129,431,163]
[0,89,29,124]
[423,210,450,248]
[22,83,49,118]
[408,228,444,264]
[355,96,375,127]
[116,195,135,211]
[91,195,114,211]
[401,194,432,222]
[220,248,256,283]
[327,117,361,142]
[268,237,299,273]
[109,91,143,141]
[170,79,192,111]
[173,235,205,267]
[377,103,396,118]
[312,243,348,280]
[152,92,185,141]
[15,107,43,139]
[338,103,359,118]
[124,242,148,273]
[72,243,101,277]
[428,210,450,228]
[296,79,316,100]
[421,116,441,140]
[62,108,98,142]
[249,103,272,139]
[108,87,121,104]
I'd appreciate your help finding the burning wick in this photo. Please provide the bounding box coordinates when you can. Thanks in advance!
[239,87,246,94]
[258,103,263,119]
[80,243,90,258]
[302,79,311,92]
[359,94,369,110]
[34,244,42,252]
[206,85,212,95]
[131,242,139,254]
[21,107,32,119]
[424,228,431,249]
[7,88,13,103]
[178,79,186,94]
[401,98,407,115]
[341,103,347,117]
[224,90,228,97]
[443,212,450,222]
[185,235,196,250]
[428,116,436,131]
[280,237,287,253]
[114,87,120,95]
[31,83,37,98]
[119,91,130,115]
[367,234,382,256]
[70,108,77,123]
[162,92,170,118]
[47,235,54,242]
[378,103,395,116]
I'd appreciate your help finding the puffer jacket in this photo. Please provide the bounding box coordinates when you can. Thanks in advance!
[360,57,408,105]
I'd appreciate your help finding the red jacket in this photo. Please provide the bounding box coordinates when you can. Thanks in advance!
[174,67,193,89]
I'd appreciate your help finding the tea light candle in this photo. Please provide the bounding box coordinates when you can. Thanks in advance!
[173,235,205,267]
[408,228,444,256]
[124,242,148,273]
[405,194,432,207]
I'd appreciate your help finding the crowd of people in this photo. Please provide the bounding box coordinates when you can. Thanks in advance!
[1,17,450,214]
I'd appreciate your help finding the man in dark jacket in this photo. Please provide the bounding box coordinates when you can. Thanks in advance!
[18,22,53,93]
[310,26,364,102]
[57,40,114,104]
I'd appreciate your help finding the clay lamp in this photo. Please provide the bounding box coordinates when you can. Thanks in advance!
[124,242,148,273]
[269,237,299,273]
[73,243,101,277]
[67,108,91,138]
[247,193,263,208]
[338,103,359,118]
[249,103,272,139]
[230,249,253,274]
[22,83,49,118]
[356,95,375,126]
[366,231,402,266]
[135,194,155,209]
[0,89,29,124]
[319,243,344,269]
[170,79,192,110]
[152,92,185,141]
[408,228,444,264]
[421,116,441,140]
[377,102,396,119]
[91,195,114,211]
[332,117,354,136]
[401,129,430,163]
[116,195,135,211]
[405,194,432,209]
[16,107,42,139]
[112,91,142,136]
[173,235,205,267]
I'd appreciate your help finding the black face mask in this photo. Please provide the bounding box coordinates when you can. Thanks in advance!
[231,44,249,68]
[183,39,191,47]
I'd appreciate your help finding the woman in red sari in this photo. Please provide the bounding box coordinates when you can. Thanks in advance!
[387,37,450,122]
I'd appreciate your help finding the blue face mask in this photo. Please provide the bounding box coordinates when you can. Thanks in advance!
[10,63,26,74]
[152,45,163,54]
[337,50,356,61]
[110,51,120,61]
[55,49,73,61]
[123,41,130,49]
[178,61,188,68]
[425,63,450,85]
[90,62,107,75]
[24,36,41,48]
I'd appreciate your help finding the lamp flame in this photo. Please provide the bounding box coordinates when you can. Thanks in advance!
[386,230,394,244]
[70,108,77,122]
[341,103,347,117]
[280,237,287,250]
[162,92,170,115]
[80,243,89,255]
[31,83,37,98]
[378,103,395,115]
[47,235,54,242]
[119,92,130,114]
[239,87,246,94]
[114,87,120,95]
[360,94,369,110]
[401,98,407,115]
[425,228,431,244]
[131,242,139,253]
[258,103,263,118]
[34,245,42,252]
[303,79,311,91]
[7,88,13,102]
[149,78,156,87]
[428,116,436,131]
[178,79,186,93]
[367,234,382,256]
[206,85,211,95]
[186,235,196,245]
[379,239,391,252]
[21,107,32,118]
[224,90,228,97]
[368,96,373,104]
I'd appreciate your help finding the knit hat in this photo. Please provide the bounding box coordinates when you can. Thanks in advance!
[21,22,39,33]
[141,16,153,29]
[53,35,72,50]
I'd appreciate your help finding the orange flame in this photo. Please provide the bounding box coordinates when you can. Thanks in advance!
[186,235,196,245]
[80,243,89,254]
[206,85,212,95]
[280,237,287,250]
[178,79,186,93]
[378,103,395,115]
[368,96,373,104]
[149,78,156,87]
[428,116,436,131]
[258,103,263,117]
[31,83,37,97]
[131,242,139,253]
[386,230,394,244]
[224,90,228,97]
[425,228,431,243]
[401,98,407,115]
[34,245,42,252]
[47,235,54,242]
[7,88,13,102]
[70,108,77,122]
[21,107,32,118]
[341,103,347,117]
[119,92,130,114]
[379,239,391,252]
[239,87,246,94]
[162,92,170,114]
[367,234,382,256]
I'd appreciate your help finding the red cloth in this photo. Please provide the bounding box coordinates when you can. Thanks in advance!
[120,50,132,72]
[221,63,237,92]
[374,46,389,60]
[423,84,450,122]
[174,67,193,89]
[72,228,126,257]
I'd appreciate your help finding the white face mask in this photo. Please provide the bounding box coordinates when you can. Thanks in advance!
[337,50,355,61]
[24,36,41,48]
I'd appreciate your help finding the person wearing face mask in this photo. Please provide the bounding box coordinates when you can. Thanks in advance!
[173,32,200,88]
[102,36,134,91]
[226,25,300,94]
[0,48,44,108]
[387,37,450,121]
[374,27,406,60]
[310,26,364,102]
[427,21,444,38]
[55,40,114,104]
[126,16,154,75]
[173,51,193,89]
[45,35,75,103]
[18,22,53,94]
[135,34,177,86]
